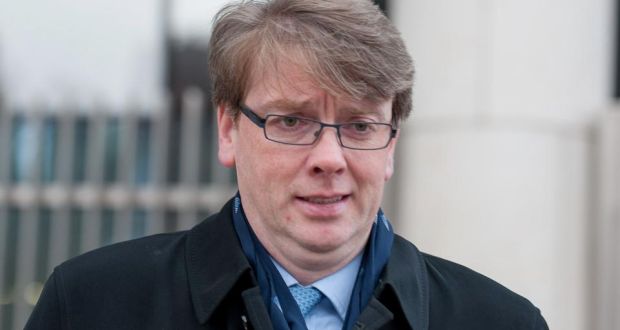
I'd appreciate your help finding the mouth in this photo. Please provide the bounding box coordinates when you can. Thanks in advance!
[294,194,349,218]
[298,195,347,204]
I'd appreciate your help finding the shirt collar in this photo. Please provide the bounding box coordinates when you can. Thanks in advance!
[272,254,363,320]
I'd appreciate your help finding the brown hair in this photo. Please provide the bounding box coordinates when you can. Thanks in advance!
[209,0,414,125]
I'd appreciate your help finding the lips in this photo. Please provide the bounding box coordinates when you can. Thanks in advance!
[300,196,344,204]
[295,194,350,218]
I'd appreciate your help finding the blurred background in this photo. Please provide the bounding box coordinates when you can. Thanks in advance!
[0,0,618,329]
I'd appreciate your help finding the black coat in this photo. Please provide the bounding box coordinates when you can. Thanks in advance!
[26,198,548,329]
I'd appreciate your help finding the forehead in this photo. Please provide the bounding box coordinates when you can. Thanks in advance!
[244,59,392,118]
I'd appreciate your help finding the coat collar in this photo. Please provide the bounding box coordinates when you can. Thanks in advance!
[185,198,256,324]
[376,235,430,330]
[185,198,430,330]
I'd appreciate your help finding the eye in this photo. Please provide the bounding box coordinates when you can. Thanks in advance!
[282,116,299,127]
[268,115,310,132]
[353,123,369,132]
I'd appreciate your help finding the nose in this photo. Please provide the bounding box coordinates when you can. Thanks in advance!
[307,127,347,176]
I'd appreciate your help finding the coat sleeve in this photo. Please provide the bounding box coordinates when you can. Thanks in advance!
[24,271,64,330]
[533,308,549,330]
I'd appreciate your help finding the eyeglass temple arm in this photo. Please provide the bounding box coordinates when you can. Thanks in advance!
[390,128,398,138]
[239,105,266,127]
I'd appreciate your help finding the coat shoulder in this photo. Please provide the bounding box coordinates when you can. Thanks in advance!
[58,231,188,280]
[27,231,195,329]
[421,251,548,329]
[53,231,192,315]
[57,207,229,279]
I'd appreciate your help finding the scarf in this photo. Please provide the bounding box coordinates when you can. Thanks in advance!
[231,194,394,330]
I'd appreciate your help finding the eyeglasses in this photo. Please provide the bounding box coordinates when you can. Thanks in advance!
[239,105,397,150]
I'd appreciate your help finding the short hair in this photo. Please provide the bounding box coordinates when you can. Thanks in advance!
[209,0,414,125]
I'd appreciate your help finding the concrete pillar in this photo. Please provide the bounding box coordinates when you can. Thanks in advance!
[390,1,615,329]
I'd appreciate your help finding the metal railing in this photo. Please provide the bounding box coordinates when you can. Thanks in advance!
[0,89,236,330]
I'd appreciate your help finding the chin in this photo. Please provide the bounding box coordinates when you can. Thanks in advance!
[297,232,349,253]
[301,241,342,254]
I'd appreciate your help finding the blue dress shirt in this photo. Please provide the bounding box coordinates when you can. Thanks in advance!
[272,254,363,330]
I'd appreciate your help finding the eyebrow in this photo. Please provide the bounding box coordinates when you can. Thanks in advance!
[259,99,314,113]
[340,106,388,122]
[257,99,389,122]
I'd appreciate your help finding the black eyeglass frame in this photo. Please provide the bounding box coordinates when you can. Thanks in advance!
[239,104,398,150]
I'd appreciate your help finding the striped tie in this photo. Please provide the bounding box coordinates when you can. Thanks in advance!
[289,284,323,316]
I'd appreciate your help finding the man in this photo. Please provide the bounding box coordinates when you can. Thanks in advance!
[26,0,548,329]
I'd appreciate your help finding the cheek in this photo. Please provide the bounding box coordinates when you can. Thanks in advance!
[237,142,300,191]
[354,153,389,178]
[235,139,272,193]
[348,159,386,194]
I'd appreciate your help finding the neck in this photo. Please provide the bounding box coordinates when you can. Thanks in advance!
[251,225,372,286]
[268,244,364,286]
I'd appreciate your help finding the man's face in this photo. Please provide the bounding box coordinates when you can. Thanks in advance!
[218,62,397,265]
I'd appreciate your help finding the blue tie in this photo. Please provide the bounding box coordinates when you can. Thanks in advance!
[289,284,323,316]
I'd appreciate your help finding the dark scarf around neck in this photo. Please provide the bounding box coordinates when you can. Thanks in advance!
[231,194,394,330]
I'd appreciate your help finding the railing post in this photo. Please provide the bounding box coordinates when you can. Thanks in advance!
[112,108,138,242]
[148,99,171,235]
[178,88,204,230]
[46,109,75,275]
[79,108,106,253]
[0,107,9,329]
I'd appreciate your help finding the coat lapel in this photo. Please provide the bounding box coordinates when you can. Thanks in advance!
[374,235,430,330]
[185,199,271,326]
[355,297,395,329]
[242,287,275,330]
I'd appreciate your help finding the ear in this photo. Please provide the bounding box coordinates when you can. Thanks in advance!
[384,132,398,181]
[217,104,236,168]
